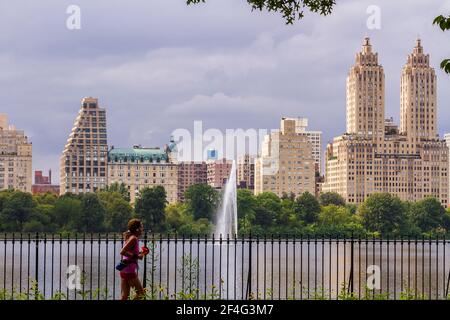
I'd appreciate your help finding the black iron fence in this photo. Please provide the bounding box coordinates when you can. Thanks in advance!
[1,233,450,300]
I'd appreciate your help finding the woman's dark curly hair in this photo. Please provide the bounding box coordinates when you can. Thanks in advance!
[123,218,142,240]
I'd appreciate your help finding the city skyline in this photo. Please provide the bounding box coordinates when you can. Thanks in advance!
[0,1,449,180]
[323,38,448,205]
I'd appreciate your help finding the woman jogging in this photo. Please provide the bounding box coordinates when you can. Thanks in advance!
[119,218,147,300]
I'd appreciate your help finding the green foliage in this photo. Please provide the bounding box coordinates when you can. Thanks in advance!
[433,15,450,74]
[294,191,320,224]
[358,193,406,236]
[315,205,365,237]
[319,192,346,207]
[102,182,130,202]
[51,195,83,231]
[165,203,212,235]
[254,192,282,228]
[76,193,106,232]
[98,191,133,232]
[135,186,167,233]
[187,0,336,25]
[0,191,36,231]
[434,15,450,31]
[0,186,449,237]
[408,197,446,233]
[237,189,256,234]
[185,184,219,221]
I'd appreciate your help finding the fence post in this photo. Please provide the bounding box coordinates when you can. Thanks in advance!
[35,232,39,299]
[348,233,354,295]
[446,262,450,298]
[143,231,148,297]
[246,233,253,300]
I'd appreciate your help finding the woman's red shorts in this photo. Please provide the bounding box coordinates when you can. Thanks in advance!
[120,272,138,280]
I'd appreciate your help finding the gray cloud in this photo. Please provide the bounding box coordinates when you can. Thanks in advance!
[0,0,449,181]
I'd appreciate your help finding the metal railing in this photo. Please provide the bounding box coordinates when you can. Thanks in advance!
[1,233,449,300]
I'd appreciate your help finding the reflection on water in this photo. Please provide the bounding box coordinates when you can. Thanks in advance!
[1,239,449,300]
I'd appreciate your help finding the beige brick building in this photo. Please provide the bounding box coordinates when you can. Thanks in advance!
[237,154,255,190]
[108,141,178,203]
[0,115,32,192]
[178,161,207,202]
[60,97,108,194]
[293,118,323,173]
[207,158,232,189]
[254,118,315,197]
[323,38,448,206]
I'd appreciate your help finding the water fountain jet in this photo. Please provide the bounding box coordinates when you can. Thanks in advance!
[214,160,238,238]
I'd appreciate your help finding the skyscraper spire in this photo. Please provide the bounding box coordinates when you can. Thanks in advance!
[362,37,372,53]
[414,37,423,54]
[400,39,436,141]
[347,37,384,140]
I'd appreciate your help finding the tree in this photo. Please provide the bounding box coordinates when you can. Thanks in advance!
[178,218,213,236]
[33,192,58,206]
[444,208,450,232]
[135,186,167,232]
[237,189,256,233]
[51,195,83,232]
[102,182,130,202]
[31,203,57,232]
[408,197,446,233]
[165,203,189,231]
[98,191,133,231]
[165,203,213,235]
[318,205,353,226]
[185,184,219,221]
[294,191,320,224]
[253,192,282,229]
[78,193,106,232]
[433,15,450,74]
[319,192,346,207]
[0,191,36,231]
[358,193,405,236]
[315,205,365,237]
[187,0,336,25]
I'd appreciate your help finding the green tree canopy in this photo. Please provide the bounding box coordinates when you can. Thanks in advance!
[358,193,406,236]
[102,182,130,202]
[0,191,36,231]
[134,186,167,233]
[33,192,58,206]
[185,184,219,221]
[51,195,82,232]
[253,192,282,228]
[408,197,446,233]
[78,193,106,232]
[319,192,346,207]
[315,205,365,237]
[237,189,257,233]
[98,191,133,232]
[294,191,320,224]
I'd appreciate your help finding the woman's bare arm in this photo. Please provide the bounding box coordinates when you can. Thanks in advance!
[120,236,137,258]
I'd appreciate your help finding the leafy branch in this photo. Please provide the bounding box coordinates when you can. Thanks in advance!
[433,15,450,74]
[186,0,336,24]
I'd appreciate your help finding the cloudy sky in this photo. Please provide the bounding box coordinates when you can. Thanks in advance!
[0,0,449,182]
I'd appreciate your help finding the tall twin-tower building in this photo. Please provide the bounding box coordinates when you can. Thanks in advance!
[323,38,448,205]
